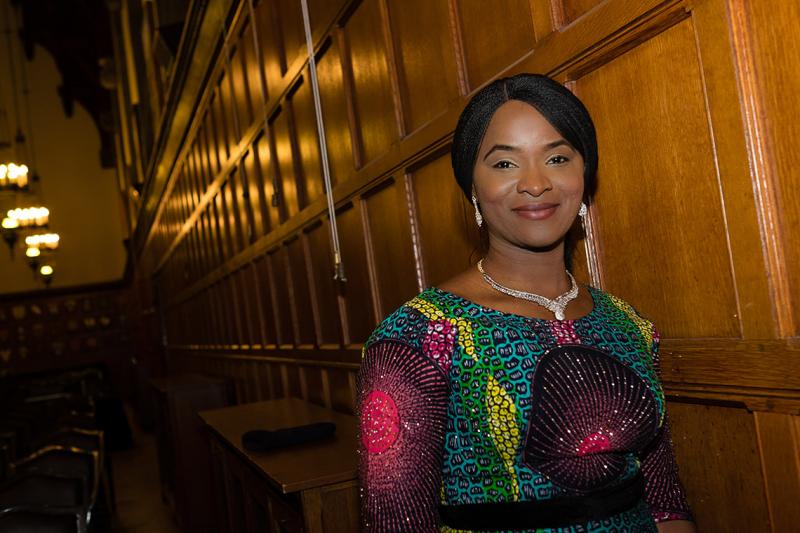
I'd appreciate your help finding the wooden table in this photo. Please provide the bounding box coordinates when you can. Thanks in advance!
[200,398,360,533]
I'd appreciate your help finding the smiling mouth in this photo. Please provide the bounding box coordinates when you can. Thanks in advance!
[512,204,559,220]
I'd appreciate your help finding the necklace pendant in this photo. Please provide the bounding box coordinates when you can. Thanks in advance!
[554,309,566,320]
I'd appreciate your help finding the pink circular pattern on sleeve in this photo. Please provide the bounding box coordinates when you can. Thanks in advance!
[361,390,400,453]
[422,319,455,372]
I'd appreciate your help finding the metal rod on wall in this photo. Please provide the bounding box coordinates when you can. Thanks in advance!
[299,0,346,282]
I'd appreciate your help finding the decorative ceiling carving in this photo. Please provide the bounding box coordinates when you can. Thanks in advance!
[13,0,116,167]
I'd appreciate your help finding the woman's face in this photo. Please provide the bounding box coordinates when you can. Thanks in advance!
[473,99,585,252]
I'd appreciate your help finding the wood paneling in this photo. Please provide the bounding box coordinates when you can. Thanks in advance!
[271,107,302,218]
[125,0,800,528]
[344,0,398,164]
[669,401,771,532]
[335,202,375,345]
[363,177,418,318]
[316,35,354,185]
[689,0,773,339]
[410,153,479,287]
[456,0,535,89]
[305,221,342,347]
[754,411,800,530]
[386,0,461,132]
[291,74,324,205]
[230,38,253,133]
[275,0,305,72]
[286,236,316,347]
[253,256,276,347]
[559,0,604,25]
[267,247,294,347]
[241,20,263,125]
[743,0,800,335]
[241,149,263,242]
[575,18,739,339]
[255,133,281,231]
[253,0,281,97]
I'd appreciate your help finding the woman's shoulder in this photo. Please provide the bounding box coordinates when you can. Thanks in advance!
[364,288,456,351]
[589,286,656,325]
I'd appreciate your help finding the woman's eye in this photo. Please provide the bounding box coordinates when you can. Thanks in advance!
[547,155,570,165]
[492,160,516,169]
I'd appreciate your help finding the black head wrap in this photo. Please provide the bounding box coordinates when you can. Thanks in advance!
[451,74,598,201]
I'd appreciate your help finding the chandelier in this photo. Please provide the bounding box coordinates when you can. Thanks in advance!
[0,162,29,189]
[0,0,57,286]
[4,206,49,227]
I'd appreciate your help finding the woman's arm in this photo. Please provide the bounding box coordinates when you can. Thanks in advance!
[642,327,695,529]
[357,340,450,532]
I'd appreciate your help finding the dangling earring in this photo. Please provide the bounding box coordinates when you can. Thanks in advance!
[579,202,588,218]
[472,195,483,227]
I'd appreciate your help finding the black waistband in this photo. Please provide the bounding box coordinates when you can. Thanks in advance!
[437,472,645,531]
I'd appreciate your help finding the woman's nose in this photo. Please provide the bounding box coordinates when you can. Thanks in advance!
[516,167,553,197]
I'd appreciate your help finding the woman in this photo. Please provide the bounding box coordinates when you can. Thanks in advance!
[357,74,695,532]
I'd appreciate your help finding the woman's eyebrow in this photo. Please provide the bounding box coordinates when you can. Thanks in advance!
[482,144,519,160]
[544,139,572,150]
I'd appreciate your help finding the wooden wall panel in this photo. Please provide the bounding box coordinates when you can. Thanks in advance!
[219,180,238,255]
[559,0,604,25]
[456,0,535,89]
[328,367,356,414]
[669,401,771,532]
[286,237,316,347]
[275,0,305,72]
[386,0,461,132]
[228,170,248,252]
[335,202,375,345]
[255,133,281,230]
[235,268,255,347]
[743,0,800,335]
[305,221,343,347]
[363,178,417,318]
[303,367,327,407]
[224,274,244,345]
[254,256,277,347]
[241,149,263,242]
[291,75,324,206]
[754,411,800,530]
[575,19,740,339]
[241,20,263,125]
[203,111,220,174]
[268,247,295,347]
[410,153,479,287]
[309,0,346,34]
[217,75,236,162]
[229,38,253,132]
[253,0,281,97]
[316,35,354,185]
[271,108,302,219]
[344,0,398,164]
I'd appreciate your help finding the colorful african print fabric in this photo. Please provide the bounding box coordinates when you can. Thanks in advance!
[357,286,693,532]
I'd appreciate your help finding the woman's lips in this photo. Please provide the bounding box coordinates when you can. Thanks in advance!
[512,203,559,220]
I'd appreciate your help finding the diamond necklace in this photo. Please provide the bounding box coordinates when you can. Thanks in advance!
[476,259,579,320]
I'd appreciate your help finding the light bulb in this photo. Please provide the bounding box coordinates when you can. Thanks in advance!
[40,265,53,276]
[26,247,41,258]
[2,217,19,229]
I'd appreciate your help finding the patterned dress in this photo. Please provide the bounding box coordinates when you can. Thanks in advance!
[357,286,692,532]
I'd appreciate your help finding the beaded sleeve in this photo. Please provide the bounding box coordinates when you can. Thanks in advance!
[640,329,694,523]
[357,339,450,532]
